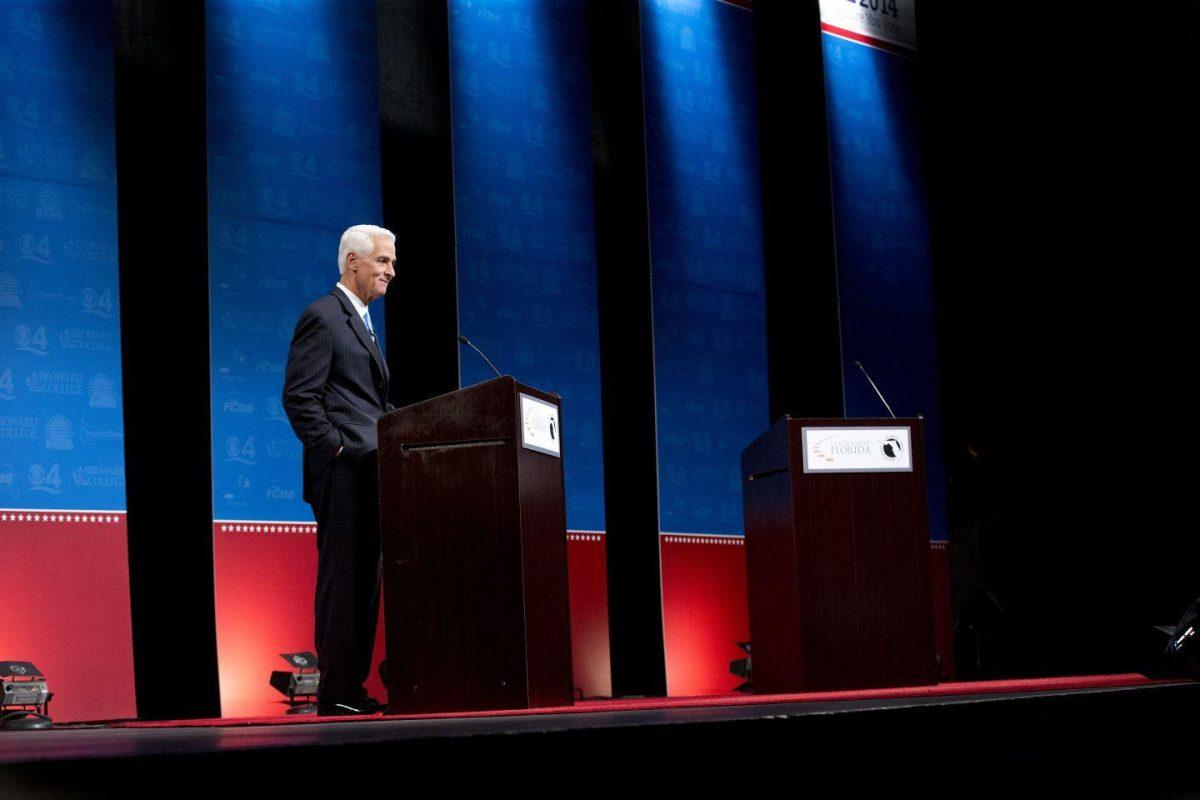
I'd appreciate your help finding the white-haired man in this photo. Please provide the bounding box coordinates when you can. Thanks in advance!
[283,224,396,715]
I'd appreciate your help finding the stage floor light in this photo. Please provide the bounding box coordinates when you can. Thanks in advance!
[1,661,53,731]
[269,652,320,715]
[1162,598,1199,679]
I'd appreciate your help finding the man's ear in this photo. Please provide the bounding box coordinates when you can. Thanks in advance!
[345,251,357,272]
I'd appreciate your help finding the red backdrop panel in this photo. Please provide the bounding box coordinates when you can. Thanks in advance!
[211,530,950,714]
[212,523,404,717]
[215,527,606,714]
[1,513,136,722]
[214,528,615,713]
[660,535,749,697]
[213,525,318,717]
[566,533,611,698]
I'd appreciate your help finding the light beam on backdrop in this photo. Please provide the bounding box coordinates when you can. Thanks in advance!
[205,0,387,717]
[639,0,767,696]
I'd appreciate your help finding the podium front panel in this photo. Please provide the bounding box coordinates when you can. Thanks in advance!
[378,377,573,712]
[742,417,936,692]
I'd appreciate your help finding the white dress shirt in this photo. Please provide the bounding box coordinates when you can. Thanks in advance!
[335,282,372,332]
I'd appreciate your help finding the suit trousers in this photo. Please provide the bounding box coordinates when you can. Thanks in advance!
[312,450,381,705]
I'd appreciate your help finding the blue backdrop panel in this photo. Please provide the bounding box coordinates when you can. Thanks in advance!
[641,0,768,536]
[821,33,948,540]
[449,0,605,532]
[0,0,126,510]
[207,0,384,522]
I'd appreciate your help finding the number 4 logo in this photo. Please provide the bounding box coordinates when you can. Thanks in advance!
[29,464,63,494]
[858,0,900,17]
[15,324,49,355]
[225,436,257,464]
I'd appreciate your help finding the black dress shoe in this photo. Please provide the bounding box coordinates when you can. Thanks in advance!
[357,696,387,714]
[317,697,387,716]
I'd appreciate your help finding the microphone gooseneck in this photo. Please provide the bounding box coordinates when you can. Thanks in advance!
[457,334,503,379]
[853,360,896,419]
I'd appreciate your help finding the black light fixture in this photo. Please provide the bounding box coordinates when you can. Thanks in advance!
[1160,597,1199,679]
[729,641,752,692]
[269,652,320,715]
[1,661,53,731]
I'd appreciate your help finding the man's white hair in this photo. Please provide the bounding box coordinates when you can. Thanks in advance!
[338,224,396,275]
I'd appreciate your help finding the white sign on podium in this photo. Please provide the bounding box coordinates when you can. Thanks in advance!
[801,426,913,473]
[520,393,561,458]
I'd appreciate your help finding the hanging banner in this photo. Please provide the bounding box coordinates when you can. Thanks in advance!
[819,0,951,544]
[206,0,386,717]
[447,0,611,697]
[448,0,606,532]
[641,0,766,696]
[819,0,917,53]
[0,0,135,723]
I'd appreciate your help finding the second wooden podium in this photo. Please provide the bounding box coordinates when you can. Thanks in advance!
[741,417,936,693]
[377,376,573,713]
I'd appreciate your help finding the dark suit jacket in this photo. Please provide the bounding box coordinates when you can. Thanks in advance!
[283,289,394,505]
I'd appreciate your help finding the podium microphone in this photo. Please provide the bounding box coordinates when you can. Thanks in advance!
[457,334,503,379]
[853,360,896,419]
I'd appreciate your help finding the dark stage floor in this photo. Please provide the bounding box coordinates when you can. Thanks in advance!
[2,675,1198,798]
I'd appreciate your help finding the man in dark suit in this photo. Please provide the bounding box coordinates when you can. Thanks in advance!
[283,224,396,715]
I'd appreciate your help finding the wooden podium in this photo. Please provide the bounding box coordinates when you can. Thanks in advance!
[740,417,936,693]
[377,376,573,713]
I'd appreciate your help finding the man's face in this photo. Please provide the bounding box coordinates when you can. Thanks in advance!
[345,236,396,304]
